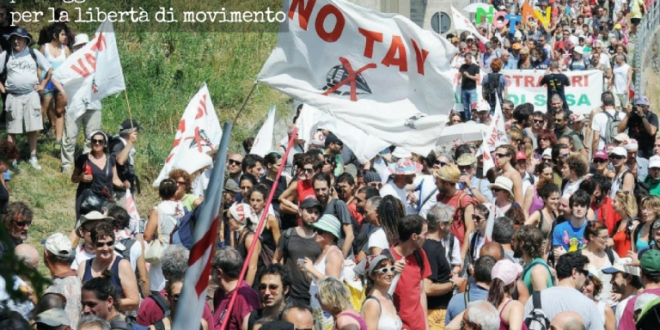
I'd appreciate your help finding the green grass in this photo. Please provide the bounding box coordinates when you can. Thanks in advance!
[8,0,292,275]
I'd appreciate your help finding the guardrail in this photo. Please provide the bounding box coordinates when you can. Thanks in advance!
[634,0,660,93]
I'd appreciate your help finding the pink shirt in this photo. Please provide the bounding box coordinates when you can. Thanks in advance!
[213,282,260,330]
[136,290,215,328]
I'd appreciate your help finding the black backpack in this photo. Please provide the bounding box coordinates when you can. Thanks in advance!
[524,291,551,330]
[483,73,501,106]
[109,316,149,330]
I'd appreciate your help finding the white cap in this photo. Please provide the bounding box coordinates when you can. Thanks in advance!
[466,35,475,40]
[622,139,639,151]
[475,100,491,112]
[569,113,585,122]
[650,156,660,169]
[542,148,552,158]
[44,233,73,259]
[392,147,412,159]
[310,131,325,146]
[609,147,627,157]
[602,257,640,276]
[635,94,651,106]
[73,33,89,48]
[573,46,584,54]
[613,133,630,142]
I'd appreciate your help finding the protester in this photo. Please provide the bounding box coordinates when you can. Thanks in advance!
[43,232,82,328]
[617,249,660,330]
[242,264,291,330]
[355,254,402,330]
[316,277,367,330]
[168,169,203,212]
[212,247,260,330]
[312,172,354,258]
[513,226,553,293]
[39,24,70,145]
[380,158,420,215]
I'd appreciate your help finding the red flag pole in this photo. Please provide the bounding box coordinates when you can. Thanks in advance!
[218,127,299,330]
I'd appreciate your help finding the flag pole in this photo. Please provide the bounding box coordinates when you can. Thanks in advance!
[232,81,258,124]
[124,90,134,130]
[219,127,299,330]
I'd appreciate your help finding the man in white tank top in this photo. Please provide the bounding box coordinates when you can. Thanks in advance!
[611,55,632,109]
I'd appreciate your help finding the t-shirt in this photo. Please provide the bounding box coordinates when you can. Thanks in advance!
[137,289,215,328]
[524,286,604,330]
[562,178,584,198]
[445,284,489,325]
[380,181,415,214]
[459,63,480,90]
[390,246,432,330]
[0,47,52,94]
[591,109,627,150]
[367,227,389,252]
[524,128,539,150]
[45,272,82,329]
[423,239,453,310]
[323,198,354,255]
[615,295,634,328]
[110,137,136,189]
[552,220,588,252]
[619,287,660,330]
[555,126,585,151]
[539,73,571,105]
[627,111,659,156]
[213,282,260,330]
[277,227,322,303]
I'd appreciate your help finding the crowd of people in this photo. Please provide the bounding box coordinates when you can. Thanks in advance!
[1,0,660,330]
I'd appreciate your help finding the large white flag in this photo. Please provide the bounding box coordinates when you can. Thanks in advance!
[258,0,456,155]
[250,106,276,157]
[451,6,489,43]
[53,20,125,121]
[300,104,390,163]
[153,84,222,186]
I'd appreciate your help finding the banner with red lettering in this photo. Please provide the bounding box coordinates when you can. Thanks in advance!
[258,0,456,155]
[452,69,603,114]
[53,20,125,121]
[153,84,222,186]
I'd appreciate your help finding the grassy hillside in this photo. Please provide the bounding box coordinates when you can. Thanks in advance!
[9,0,291,270]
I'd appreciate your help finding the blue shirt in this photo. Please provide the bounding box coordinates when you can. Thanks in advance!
[445,283,489,325]
[469,177,493,202]
[636,156,649,182]
[552,220,588,252]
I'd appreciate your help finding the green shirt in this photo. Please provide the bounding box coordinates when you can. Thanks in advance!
[522,258,554,293]
[645,177,660,197]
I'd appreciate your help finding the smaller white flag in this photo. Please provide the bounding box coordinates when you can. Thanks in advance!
[484,96,508,151]
[125,189,140,232]
[250,106,276,157]
[451,6,490,43]
[484,202,496,242]
[480,131,497,178]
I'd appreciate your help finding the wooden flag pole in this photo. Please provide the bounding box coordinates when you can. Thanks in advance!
[232,82,258,124]
[124,90,134,130]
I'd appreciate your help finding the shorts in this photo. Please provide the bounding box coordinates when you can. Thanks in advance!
[42,88,60,97]
[632,18,641,24]
[6,91,43,134]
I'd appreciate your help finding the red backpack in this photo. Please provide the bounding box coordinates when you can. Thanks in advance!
[446,192,477,246]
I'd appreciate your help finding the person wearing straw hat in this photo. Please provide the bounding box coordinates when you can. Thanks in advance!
[0,27,66,170]
[380,158,422,215]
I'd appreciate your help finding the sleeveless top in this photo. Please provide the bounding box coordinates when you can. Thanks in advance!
[610,168,630,199]
[310,246,345,309]
[612,63,630,94]
[43,43,66,90]
[529,188,544,216]
[597,300,606,324]
[499,300,529,330]
[334,311,368,330]
[296,180,315,205]
[522,258,554,294]
[82,256,124,296]
[256,206,279,252]
[534,209,555,238]
[155,200,184,245]
[636,228,650,252]
[362,296,402,330]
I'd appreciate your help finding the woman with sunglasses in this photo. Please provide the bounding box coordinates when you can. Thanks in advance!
[356,254,402,330]
[72,131,125,205]
[168,169,203,212]
[301,214,345,330]
[581,275,615,330]
[632,196,660,253]
[279,154,322,214]
[612,190,639,257]
[495,145,524,205]
[77,222,140,311]
[467,204,489,264]
[609,147,635,199]
[592,150,615,179]
[227,202,263,286]
[489,177,525,224]
[487,259,527,330]
[581,222,618,307]
[525,182,560,240]
[535,130,557,159]
[144,179,184,293]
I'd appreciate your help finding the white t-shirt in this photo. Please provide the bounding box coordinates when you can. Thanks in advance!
[562,178,584,198]
[380,181,416,214]
[413,174,437,213]
[524,128,539,150]
[591,108,626,150]
[441,235,462,266]
[0,47,52,94]
[368,227,389,252]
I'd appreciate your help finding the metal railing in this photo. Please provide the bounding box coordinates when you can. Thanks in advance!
[634,0,660,93]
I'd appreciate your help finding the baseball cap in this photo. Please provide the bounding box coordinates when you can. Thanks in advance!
[300,196,322,212]
[602,258,640,277]
[613,133,630,142]
[542,148,552,158]
[310,131,325,146]
[457,153,477,166]
[475,100,491,112]
[73,33,89,48]
[35,308,70,327]
[491,259,523,285]
[466,35,475,40]
[635,95,651,106]
[640,249,660,274]
[228,203,258,225]
[622,139,639,151]
[609,147,627,157]
[650,155,660,169]
[363,171,381,184]
[224,180,241,194]
[593,150,609,160]
[570,113,585,122]
[43,233,73,259]
[324,132,342,147]
[515,151,527,161]
[120,119,144,131]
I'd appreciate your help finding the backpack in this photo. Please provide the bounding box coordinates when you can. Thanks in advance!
[109,317,149,330]
[117,237,145,296]
[599,110,622,145]
[170,204,203,249]
[447,192,477,246]
[483,73,501,106]
[149,291,171,317]
[636,295,660,329]
[0,48,38,82]
[524,291,551,330]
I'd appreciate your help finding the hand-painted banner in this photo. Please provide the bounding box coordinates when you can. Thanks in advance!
[451,69,603,115]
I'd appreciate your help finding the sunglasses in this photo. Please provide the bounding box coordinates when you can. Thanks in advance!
[593,158,608,164]
[495,153,509,158]
[91,138,105,145]
[554,119,563,123]
[458,165,472,171]
[258,284,280,292]
[542,158,553,162]
[609,155,624,160]
[95,240,115,248]
[491,188,502,193]
[315,229,329,236]
[368,182,382,188]
[14,220,32,227]
[170,293,180,302]
[228,159,241,166]
[533,119,544,124]
[303,168,314,174]
[375,266,396,274]
[434,160,447,167]
[472,215,483,222]
[560,153,569,158]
